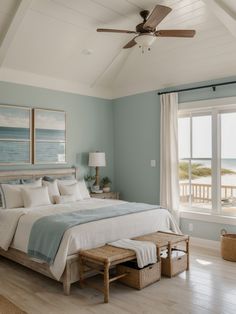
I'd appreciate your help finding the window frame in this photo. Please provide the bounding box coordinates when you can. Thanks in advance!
[178,104,236,217]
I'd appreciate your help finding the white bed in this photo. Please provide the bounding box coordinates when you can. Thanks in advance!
[0,168,180,295]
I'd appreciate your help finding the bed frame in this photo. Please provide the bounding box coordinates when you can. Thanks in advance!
[0,167,80,295]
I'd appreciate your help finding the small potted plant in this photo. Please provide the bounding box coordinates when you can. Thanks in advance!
[84,174,96,191]
[101,177,112,193]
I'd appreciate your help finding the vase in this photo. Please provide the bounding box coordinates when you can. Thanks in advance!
[103,186,111,193]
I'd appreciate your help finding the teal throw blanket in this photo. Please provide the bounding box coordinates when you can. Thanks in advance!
[27,203,159,264]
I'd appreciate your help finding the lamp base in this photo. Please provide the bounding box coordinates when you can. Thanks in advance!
[95,166,100,186]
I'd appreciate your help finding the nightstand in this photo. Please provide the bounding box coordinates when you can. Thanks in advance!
[90,192,119,200]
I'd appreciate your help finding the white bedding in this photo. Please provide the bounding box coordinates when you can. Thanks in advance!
[0,198,180,280]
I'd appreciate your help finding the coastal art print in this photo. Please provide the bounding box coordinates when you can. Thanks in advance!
[34,109,66,164]
[0,105,31,164]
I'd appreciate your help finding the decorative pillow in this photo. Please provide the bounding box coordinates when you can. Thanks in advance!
[58,183,82,201]
[0,184,23,209]
[42,180,60,204]
[54,195,76,204]
[43,175,75,182]
[77,179,90,199]
[0,179,21,208]
[21,178,42,186]
[0,179,43,209]
[57,179,77,186]
[21,186,51,208]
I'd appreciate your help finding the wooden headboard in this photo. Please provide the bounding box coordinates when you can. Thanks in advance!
[0,167,78,182]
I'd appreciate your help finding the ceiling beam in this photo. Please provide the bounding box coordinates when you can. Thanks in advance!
[203,0,236,38]
[0,0,32,66]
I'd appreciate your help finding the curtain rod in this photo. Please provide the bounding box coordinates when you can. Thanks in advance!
[157,80,236,96]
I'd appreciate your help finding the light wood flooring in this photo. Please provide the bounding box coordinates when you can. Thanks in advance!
[0,246,235,314]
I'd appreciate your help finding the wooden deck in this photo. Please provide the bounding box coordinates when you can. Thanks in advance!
[180,182,236,205]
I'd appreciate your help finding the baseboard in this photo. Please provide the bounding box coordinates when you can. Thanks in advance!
[190,237,220,251]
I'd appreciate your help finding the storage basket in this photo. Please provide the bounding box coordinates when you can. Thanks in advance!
[161,250,187,277]
[116,261,161,290]
[221,229,236,262]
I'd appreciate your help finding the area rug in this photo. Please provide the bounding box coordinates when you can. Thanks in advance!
[0,295,27,314]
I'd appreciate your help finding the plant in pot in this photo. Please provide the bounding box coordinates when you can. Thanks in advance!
[84,174,96,191]
[101,177,112,193]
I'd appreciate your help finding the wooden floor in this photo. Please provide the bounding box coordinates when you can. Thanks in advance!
[0,246,236,314]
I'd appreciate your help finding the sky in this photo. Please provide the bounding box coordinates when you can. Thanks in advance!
[179,112,236,159]
[35,110,65,130]
[0,107,65,131]
[0,107,29,128]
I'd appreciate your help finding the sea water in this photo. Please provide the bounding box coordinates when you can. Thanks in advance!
[0,127,65,163]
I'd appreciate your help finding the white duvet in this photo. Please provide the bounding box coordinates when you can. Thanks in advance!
[0,199,180,280]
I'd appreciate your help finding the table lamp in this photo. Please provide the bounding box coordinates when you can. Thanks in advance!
[88,152,106,188]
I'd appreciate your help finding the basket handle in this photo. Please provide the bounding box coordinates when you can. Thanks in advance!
[221,229,227,236]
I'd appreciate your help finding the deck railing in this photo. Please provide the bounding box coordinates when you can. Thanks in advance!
[180,182,236,203]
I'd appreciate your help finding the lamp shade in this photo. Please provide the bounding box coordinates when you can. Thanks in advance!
[88,152,106,167]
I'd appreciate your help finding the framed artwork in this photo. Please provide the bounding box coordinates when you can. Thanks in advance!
[34,109,66,164]
[0,105,31,165]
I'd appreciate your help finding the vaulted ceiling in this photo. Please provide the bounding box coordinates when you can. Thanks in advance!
[0,0,236,99]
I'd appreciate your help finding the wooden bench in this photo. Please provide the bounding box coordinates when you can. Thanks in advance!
[79,245,136,303]
[79,231,189,303]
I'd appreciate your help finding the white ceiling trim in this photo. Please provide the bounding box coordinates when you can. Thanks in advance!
[203,0,236,38]
[0,0,32,66]
[0,67,113,99]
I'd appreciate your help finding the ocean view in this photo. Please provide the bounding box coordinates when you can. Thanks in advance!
[0,126,65,163]
[0,126,30,139]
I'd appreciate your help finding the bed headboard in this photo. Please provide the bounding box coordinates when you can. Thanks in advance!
[0,167,78,182]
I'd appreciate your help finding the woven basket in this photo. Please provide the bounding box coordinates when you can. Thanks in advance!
[116,261,161,290]
[221,229,236,262]
[161,251,187,277]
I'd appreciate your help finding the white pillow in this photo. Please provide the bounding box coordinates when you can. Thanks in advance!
[54,195,76,204]
[58,183,82,201]
[77,179,90,199]
[21,186,51,208]
[0,179,43,209]
[0,184,23,209]
[57,179,77,186]
[21,178,42,186]
[42,180,60,204]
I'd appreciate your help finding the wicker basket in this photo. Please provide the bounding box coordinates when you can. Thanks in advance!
[221,229,236,262]
[161,250,187,277]
[116,261,161,290]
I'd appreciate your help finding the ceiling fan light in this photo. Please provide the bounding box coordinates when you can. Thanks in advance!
[134,34,156,47]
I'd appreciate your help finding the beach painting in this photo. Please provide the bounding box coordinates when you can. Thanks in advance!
[34,109,66,163]
[0,105,31,164]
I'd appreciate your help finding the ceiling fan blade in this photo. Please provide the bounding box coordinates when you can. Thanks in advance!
[143,5,172,31]
[123,38,137,49]
[156,30,196,38]
[97,28,137,34]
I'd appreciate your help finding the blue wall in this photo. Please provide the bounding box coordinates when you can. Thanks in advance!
[113,76,236,240]
[1,76,236,241]
[113,91,160,204]
[0,81,114,181]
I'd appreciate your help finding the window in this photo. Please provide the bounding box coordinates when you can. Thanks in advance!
[178,107,236,217]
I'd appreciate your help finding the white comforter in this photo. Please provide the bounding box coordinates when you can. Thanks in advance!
[0,199,180,280]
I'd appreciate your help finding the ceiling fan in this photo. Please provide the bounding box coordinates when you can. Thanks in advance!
[97,4,196,51]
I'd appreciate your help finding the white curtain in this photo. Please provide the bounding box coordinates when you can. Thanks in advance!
[160,93,180,223]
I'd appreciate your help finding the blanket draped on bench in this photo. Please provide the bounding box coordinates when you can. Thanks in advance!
[28,202,160,264]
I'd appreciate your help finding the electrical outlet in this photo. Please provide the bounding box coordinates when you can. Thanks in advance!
[150,160,156,167]
[188,223,193,232]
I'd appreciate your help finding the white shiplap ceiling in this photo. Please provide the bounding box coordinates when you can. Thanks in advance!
[0,0,236,98]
